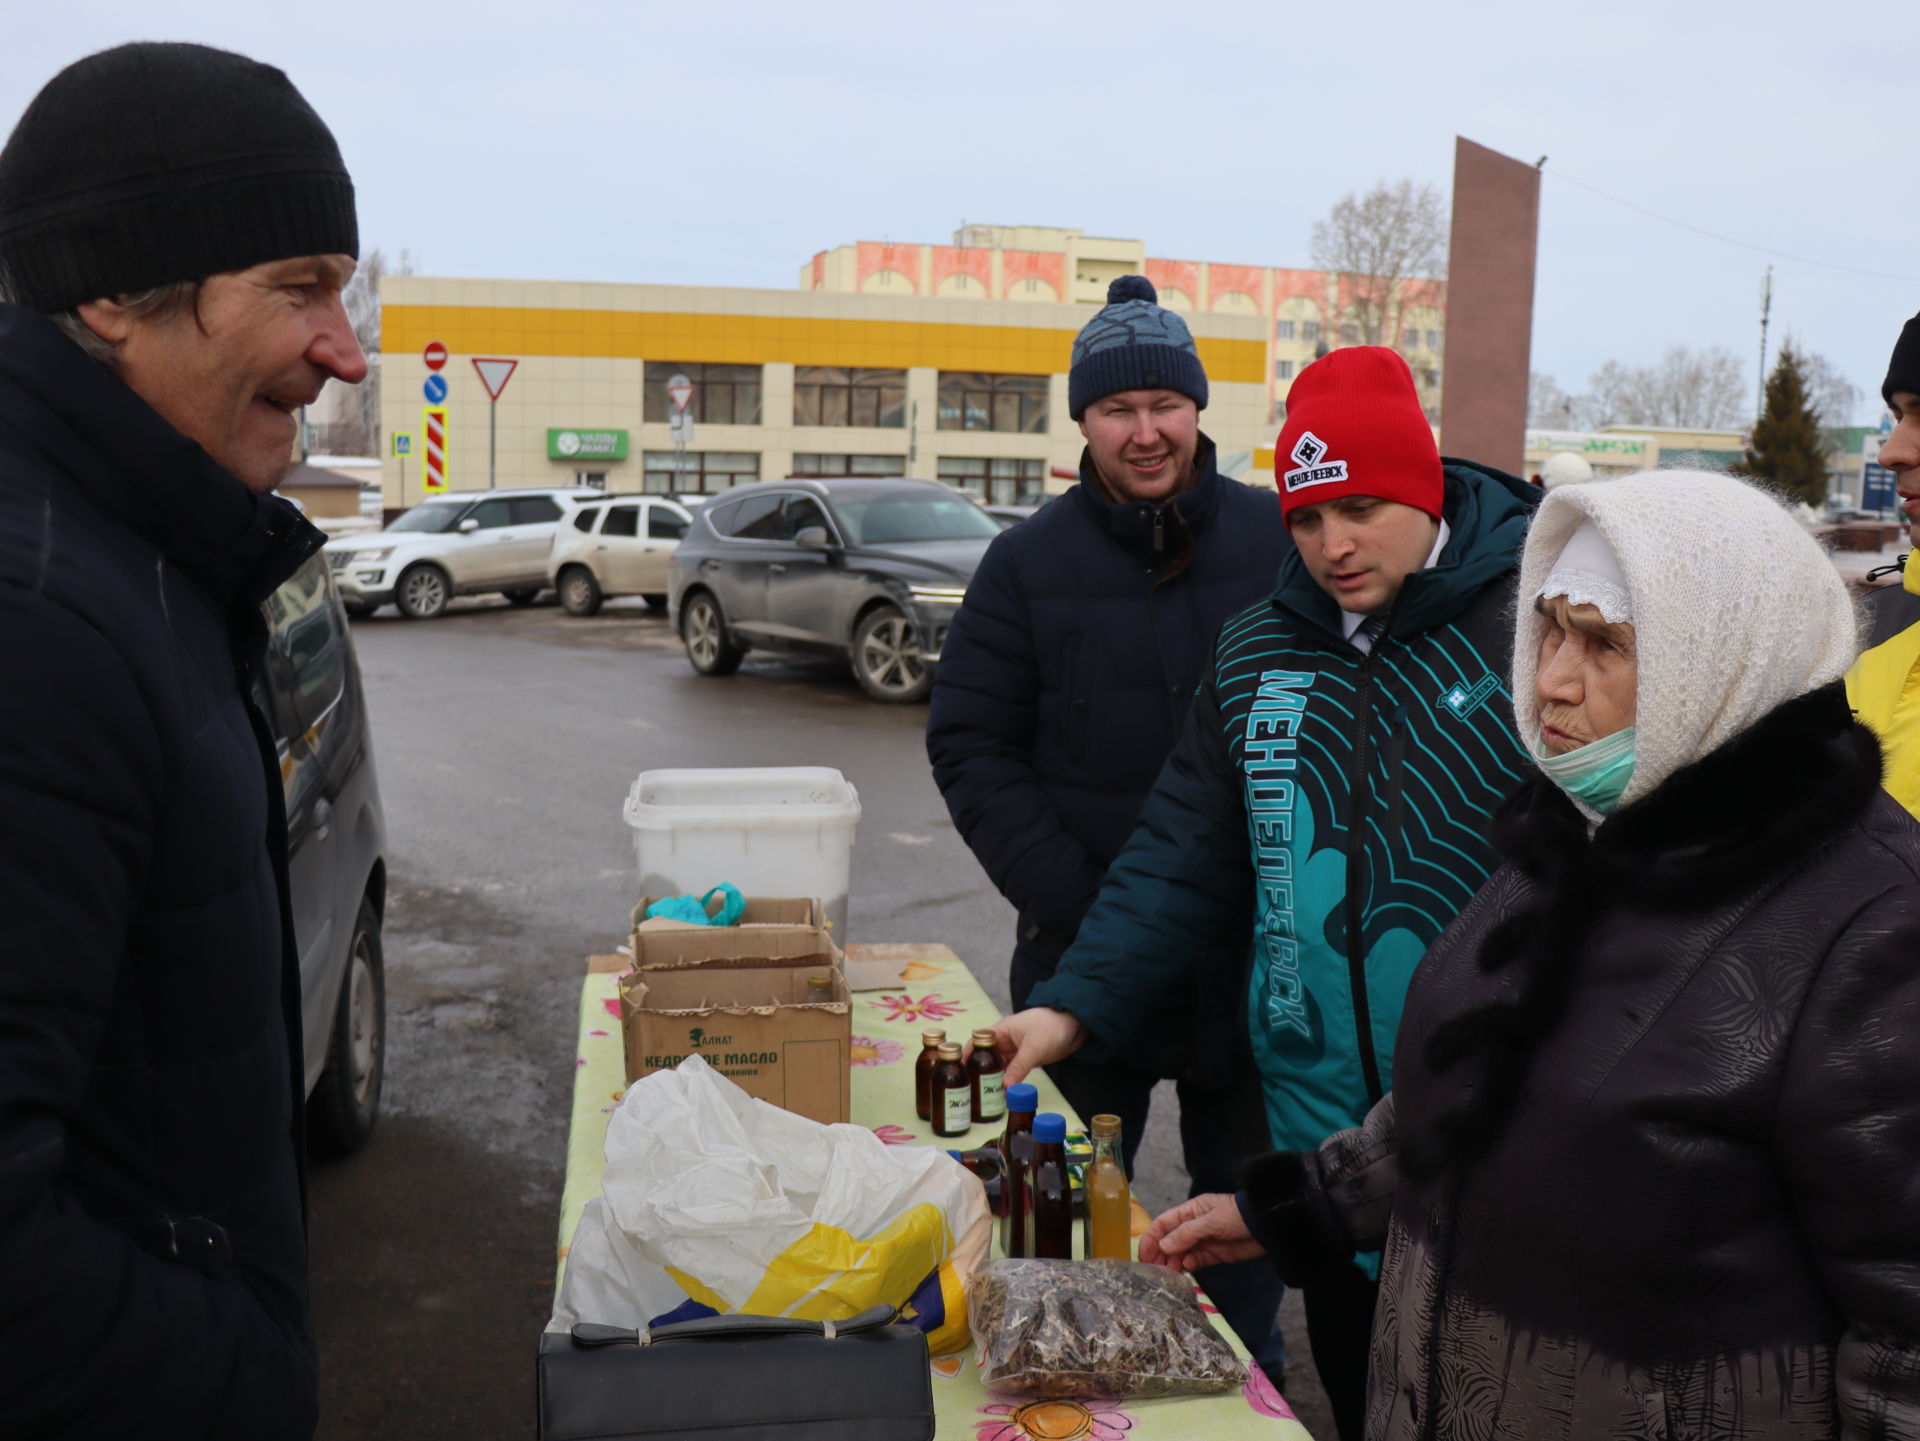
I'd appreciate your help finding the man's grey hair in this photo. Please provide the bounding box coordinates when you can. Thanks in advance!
[0,263,202,366]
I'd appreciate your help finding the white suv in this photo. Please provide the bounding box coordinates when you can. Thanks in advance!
[324,487,601,620]
[548,494,695,616]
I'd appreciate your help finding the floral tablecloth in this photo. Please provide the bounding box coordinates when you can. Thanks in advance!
[558,943,1313,1441]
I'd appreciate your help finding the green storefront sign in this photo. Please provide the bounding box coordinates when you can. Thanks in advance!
[548,428,629,461]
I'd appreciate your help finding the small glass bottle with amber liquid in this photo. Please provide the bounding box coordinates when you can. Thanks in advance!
[914,1029,946,1123]
[1083,1113,1132,1259]
[931,1043,972,1139]
[1000,1083,1038,1257]
[967,1029,1006,1124]
[1030,1113,1073,1259]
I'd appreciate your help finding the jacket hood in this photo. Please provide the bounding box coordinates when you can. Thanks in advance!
[0,303,321,611]
[1271,456,1536,641]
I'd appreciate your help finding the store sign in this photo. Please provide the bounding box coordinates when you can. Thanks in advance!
[1525,429,1655,459]
[548,428,629,460]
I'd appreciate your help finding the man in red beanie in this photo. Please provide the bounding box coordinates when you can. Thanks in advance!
[993,347,1538,1439]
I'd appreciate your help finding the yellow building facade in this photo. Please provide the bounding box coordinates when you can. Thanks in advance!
[377,272,1271,509]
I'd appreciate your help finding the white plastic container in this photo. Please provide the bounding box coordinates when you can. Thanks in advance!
[622,767,862,942]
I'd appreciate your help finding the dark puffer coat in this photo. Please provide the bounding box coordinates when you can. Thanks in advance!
[1244,683,1920,1439]
[925,436,1289,1076]
[0,305,323,1437]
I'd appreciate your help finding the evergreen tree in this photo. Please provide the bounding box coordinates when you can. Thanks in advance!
[1741,342,1828,506]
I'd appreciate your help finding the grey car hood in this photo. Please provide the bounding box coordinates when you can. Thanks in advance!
[850,539,992,582]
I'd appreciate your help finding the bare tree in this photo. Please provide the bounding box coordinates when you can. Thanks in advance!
[320,247,416,456]
[1794,345,1862,428]
[1309,179,1447,349]
[1565,346,1747,431]
[1528,371,1577,429]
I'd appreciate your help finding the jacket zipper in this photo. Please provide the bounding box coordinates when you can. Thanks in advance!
[1344,641,1387,1105]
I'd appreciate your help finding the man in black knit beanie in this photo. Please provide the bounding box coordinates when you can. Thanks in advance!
[0,42,363,1437]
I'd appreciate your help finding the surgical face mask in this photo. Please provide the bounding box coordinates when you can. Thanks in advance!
[1536,725,1637,814]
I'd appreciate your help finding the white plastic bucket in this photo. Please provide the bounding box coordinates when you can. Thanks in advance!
[622,767,862,941]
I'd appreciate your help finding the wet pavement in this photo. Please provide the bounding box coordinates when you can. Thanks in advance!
[308,596,1332,1440]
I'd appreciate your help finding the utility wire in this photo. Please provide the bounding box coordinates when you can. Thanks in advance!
[1544,167,1920,284]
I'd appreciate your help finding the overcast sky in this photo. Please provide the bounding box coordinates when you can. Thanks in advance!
[11,0,1910,427]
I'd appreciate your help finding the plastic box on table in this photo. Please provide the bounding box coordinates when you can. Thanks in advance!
[621,767,861,942]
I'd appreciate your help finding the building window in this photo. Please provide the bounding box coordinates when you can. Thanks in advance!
[937,455,1044,505]
[642,362,763,425]
[1420,369,1440,389]
[574,470,608,489]
[1340,324,1360,344]
[641,450,760,493]
[1401,327,1419,348]
[1275,360,1295,381]
[936,372,1049,433]
[1271,399,1288,424]
[1428,330,1443,351]
[793,366,907,427]
[1274,320,1295,341]
[791,453,907,478]
[1301,321,1321,342]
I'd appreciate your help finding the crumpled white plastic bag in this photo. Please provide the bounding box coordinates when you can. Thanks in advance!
[551,1054,989,1352]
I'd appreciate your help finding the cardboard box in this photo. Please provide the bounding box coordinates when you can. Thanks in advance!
[619,899,850,1124]
[629,896,825,954]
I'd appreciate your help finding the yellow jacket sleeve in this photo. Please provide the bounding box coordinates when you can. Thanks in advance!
[1847,564,1920,820]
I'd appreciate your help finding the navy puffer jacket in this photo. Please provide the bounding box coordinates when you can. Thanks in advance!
[926,436,1290,1078]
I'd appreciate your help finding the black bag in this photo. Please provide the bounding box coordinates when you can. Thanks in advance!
[537,1303,935,1441]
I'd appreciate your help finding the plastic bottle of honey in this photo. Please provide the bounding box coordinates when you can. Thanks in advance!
[931,1044,971,1139]
[1030,1112,1073,1259]
[1000,1083,1038,1257]
[1084,1113,1131,1259]
[966,1029,1006,1124]
[914,1029,946,1122]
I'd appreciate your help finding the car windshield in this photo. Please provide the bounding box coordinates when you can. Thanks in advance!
[386,502,469,534]
[829,491,1003,545]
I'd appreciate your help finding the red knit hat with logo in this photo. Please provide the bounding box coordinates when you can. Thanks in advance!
[1274,346,1443,524]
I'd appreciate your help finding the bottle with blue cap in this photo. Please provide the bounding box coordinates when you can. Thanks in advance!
[1001,1082,1039,1257]
[1030,1111,1073,1259]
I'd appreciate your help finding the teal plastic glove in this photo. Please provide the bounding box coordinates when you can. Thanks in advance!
[644,883,746,927]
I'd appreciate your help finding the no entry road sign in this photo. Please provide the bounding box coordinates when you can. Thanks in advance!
[423,341,448,371]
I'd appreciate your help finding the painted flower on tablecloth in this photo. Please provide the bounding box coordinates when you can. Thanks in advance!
[850,1036,905,1066]
[870,1124,916,1146]
[976,1397,1134,1441]
[870,993,963,1024]
[602,998,621,1018]
[1242,1365,1298,1421]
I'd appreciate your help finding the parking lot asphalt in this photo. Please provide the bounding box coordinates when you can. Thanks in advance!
[308,595,1332,1441]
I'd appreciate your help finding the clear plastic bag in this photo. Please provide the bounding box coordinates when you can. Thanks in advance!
[968,1258,1248,1398]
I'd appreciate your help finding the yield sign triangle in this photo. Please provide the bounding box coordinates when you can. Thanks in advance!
[472,356,519,400]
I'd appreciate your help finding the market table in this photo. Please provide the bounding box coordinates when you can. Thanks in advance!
[556,942,1313,1441]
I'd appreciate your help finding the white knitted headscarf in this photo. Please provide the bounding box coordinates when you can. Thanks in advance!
[1512,469,1858,812]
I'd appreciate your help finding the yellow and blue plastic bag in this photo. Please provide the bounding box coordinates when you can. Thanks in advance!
[551,1054,989,1354]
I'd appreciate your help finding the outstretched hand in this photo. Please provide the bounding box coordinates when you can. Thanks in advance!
[979,1008,1087,1086]
[1139,1193,1268,1272]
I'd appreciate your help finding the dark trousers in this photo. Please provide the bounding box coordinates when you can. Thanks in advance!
[1302,1262,1379,1441]
[1013,953,1288,1387]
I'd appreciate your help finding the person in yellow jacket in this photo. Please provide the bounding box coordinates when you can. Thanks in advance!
[1846,311,1920,816]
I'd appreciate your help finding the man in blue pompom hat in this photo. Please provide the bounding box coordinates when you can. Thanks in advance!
[928,275,1291,1386]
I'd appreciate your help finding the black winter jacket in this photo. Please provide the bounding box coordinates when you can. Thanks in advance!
[0,306,324,1437]
[925,437,1289,1077]
[1244,684,1920,1438]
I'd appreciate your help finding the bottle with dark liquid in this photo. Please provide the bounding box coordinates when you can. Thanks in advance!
[914,1029,946,1123]
[967,1028,1006,1124]
[1030,1112,1073,1259]
[931,1044,972,1139]
[1000,1082,1038,1257]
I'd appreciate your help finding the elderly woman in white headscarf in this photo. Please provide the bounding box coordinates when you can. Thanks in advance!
[1142,471,1920,1439]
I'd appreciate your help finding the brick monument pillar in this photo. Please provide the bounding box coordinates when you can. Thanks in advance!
[1438,139,1541,477]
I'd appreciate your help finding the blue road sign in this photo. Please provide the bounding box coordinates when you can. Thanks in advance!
[1865,461,1899,513]
[423,373,449,404]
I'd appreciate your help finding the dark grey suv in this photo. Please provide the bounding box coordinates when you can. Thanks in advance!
[668,477,1000,702]
[258,553,388,1154]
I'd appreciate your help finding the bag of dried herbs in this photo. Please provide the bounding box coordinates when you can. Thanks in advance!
[968,1258,1248,1398]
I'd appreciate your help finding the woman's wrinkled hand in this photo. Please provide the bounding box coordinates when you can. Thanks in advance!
[1139,1193,1268,1272]
[980,1008,1086,1085]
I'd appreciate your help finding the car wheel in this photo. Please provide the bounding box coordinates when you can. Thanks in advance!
[682,591,744,676]
[308,897,386,1157]
[643,593,668,613]
[394,563,450,620]
[851,604,931,703]
[502,587,540,606]
[559,566,603,617]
